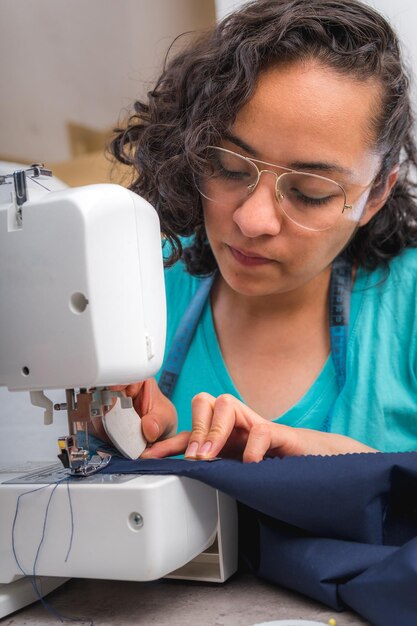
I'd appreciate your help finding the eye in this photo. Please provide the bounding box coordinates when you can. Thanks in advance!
[291,189,334,206]
[208,150,255,182]
[216,163,252,181]
[281,173,342,210]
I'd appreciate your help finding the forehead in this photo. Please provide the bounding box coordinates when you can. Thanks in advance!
[232,61,382,180]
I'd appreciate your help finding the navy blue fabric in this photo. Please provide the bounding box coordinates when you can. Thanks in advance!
[101,452,417,625]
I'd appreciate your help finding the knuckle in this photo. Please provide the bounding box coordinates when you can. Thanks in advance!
[192,392,212,408]
[214,394,236,409]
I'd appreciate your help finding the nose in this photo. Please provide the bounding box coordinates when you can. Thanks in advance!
[232,170,282,238]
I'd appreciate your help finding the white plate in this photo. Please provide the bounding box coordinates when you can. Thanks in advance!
[102,398,146,459]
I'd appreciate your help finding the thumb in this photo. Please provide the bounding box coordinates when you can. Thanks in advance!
[137,379,177,443]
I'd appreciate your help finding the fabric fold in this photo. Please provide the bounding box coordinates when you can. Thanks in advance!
[101,452,417,625]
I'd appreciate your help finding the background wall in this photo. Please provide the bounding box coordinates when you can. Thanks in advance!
[369,0,417,92]
[0,0,215,163]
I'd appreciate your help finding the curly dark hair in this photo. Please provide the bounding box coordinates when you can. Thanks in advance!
[110,0,417,275]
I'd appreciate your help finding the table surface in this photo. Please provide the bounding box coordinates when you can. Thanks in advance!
[0,571,371,626]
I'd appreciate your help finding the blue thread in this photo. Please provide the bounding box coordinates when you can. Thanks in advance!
[11,476,93,625]
[64,479,74,563]
[32,481,61,579]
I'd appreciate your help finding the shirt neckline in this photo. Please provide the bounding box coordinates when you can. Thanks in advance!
[200,264,368,422]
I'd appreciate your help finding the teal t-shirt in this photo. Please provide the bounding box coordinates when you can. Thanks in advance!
[156,247,417,453]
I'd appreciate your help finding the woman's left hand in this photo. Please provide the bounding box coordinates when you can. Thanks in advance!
[141,392,377,462]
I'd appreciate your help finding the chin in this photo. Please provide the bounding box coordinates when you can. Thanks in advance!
[222,269,282,297]
[213,247,287,295]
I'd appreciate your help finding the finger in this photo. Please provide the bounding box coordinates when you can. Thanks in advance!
[104,383,145,413]
[184,393,216,458]
[142,409,177,443]
[242,422,273,463]
[197,394,260,460]
[267,423,302,457]
[136,379,177,442]
[140,432,191,459]
[195,394,243,459]
[242,422,301,459]
[110,382,145,396]
[215,427,250,459]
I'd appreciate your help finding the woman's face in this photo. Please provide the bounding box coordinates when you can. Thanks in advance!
[202,60,391,298]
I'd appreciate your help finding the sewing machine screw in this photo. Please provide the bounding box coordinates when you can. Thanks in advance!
[128,512,144,530]
[54,403,68,411]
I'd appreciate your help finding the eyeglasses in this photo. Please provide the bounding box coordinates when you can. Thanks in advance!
[196,146,371,232]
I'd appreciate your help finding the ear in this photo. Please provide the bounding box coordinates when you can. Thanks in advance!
[359,165,399,226]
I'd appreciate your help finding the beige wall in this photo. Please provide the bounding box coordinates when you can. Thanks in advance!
[0,0,215,163]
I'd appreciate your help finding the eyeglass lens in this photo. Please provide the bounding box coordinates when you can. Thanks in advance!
[197,147,346,231]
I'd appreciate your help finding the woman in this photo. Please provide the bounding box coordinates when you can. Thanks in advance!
[107,0,417,462]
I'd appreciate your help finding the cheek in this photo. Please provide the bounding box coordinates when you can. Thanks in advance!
[292,224,358,270]
[319,226,358,263]
[203,201,228,238]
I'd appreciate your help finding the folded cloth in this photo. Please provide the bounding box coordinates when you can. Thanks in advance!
[101,452,417,626]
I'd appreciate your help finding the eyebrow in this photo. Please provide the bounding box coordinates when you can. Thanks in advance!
[224,132,354,177]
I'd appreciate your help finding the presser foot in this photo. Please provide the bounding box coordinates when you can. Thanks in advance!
[57,435,111,477]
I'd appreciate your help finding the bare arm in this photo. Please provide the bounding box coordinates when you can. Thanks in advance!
[141,392,376,462]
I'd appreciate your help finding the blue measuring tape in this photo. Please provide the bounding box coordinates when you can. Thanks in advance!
[159,256,353,430]
[158,272,217,399]
[329,255,353,392]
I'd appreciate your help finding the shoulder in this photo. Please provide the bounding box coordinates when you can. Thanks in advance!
[360,247,417,292]
[381,247,417,299]
[356,247,417,332]
[387,246,417,278]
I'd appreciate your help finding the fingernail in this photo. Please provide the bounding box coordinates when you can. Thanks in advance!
[185,441,199,458]
[151,419,160,439]
[144,419,160,443]
[199,441,212,456]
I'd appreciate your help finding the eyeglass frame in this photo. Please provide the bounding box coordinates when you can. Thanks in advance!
[199,145,376,232]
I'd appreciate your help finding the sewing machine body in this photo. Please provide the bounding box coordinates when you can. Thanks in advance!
[0,172,238,619]
[0,180,166,392]
[0,464,237,579]
[0,464,237,617]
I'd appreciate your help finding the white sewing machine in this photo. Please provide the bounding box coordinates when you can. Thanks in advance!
[0,167,237,619]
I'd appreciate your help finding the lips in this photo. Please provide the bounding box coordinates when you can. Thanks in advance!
[228,245,273,266]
